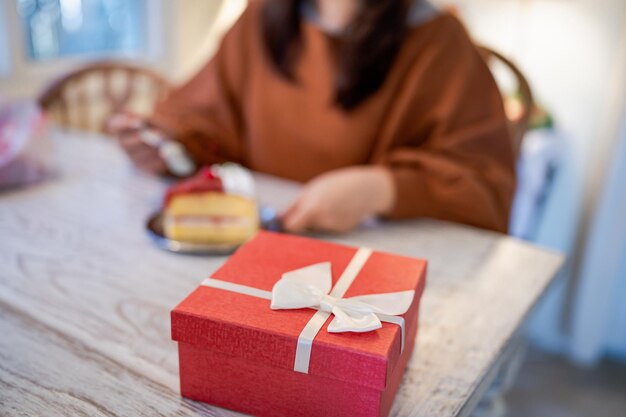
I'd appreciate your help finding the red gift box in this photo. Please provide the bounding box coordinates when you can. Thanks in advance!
[171,231,427,417]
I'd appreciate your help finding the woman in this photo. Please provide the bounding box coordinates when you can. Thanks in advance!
[112,0,516,233]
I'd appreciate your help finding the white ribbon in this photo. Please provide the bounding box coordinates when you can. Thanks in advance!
[201,247,414,374]
[271,260,415,333]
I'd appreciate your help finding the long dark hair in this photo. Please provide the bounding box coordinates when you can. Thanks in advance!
[261,0,409,111]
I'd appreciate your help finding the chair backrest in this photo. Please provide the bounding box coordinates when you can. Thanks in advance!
[476,45,534,156]
[38,61,171,133]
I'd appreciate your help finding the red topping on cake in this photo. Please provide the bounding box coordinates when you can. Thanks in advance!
[164,167,224,207]
[199,167,218,181]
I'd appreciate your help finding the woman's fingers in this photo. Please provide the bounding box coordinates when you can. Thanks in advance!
[118,132,147,151]
[282,197,315,233]
[135,154,168,175]
[109,114,169,176]
[282,178,349,233]
[117,133,167,175]
[281,167,395,234]
[106,113,144,135]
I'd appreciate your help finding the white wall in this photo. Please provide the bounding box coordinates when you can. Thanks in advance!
[164,0,247,82]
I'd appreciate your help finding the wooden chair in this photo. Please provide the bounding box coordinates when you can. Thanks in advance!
[37,61,171,133]
[476,45,534,156]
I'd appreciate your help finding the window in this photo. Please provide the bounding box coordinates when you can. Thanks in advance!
[15,0,146,60]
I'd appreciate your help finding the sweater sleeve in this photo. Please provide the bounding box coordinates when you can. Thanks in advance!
[149,7,251,167]
[379,17,516,233]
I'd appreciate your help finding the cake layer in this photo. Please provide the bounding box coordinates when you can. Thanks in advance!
[165,192,258,218]
[167,216,256,227]
[164,215,258,244]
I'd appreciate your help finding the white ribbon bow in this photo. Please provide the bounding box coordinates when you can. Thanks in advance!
[271,262,415,333]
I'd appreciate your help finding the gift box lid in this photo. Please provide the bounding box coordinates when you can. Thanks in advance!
[171,231,427,391]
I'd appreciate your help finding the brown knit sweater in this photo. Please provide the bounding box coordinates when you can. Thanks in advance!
[151,1,516,233]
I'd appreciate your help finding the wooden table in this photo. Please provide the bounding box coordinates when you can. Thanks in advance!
[0,130,564,417]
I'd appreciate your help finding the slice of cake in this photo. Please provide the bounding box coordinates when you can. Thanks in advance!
[163,165,259,244]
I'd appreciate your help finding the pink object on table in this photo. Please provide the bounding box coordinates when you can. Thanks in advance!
[171,231,427,417]
[0,101,53,190]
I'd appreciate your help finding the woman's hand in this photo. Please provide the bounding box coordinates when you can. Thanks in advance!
[282,166,396,233]
[107,113,168,175]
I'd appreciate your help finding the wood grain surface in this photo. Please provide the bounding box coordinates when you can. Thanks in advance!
[0,130,564,417]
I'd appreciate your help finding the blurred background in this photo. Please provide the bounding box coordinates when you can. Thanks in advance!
[0,0,624,416]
